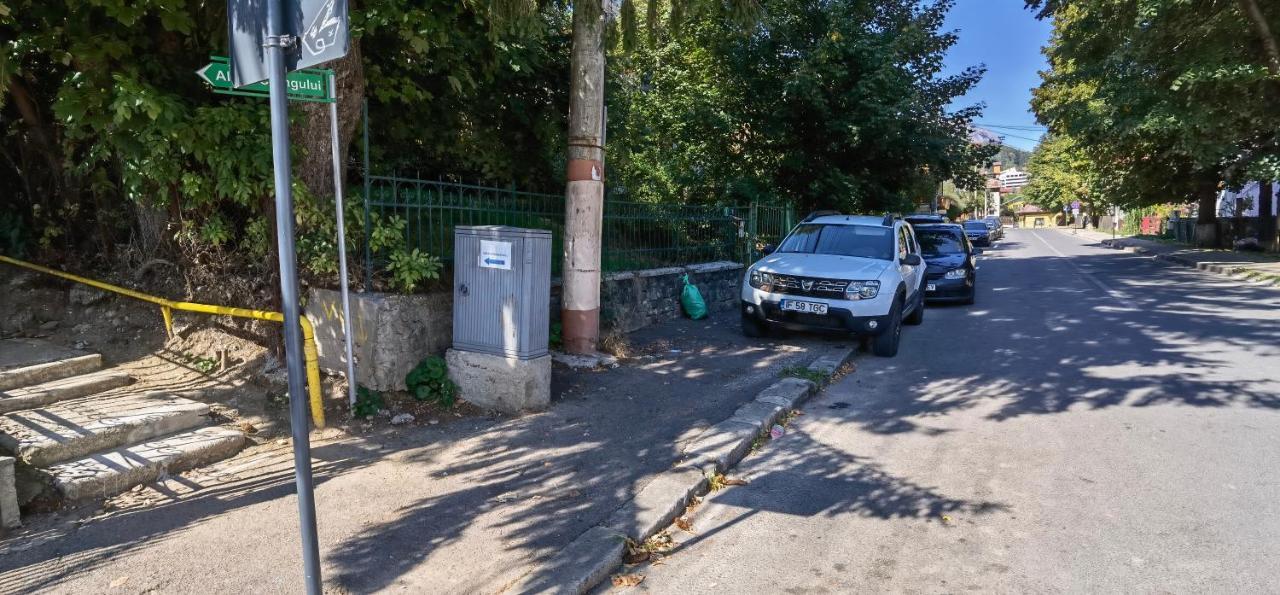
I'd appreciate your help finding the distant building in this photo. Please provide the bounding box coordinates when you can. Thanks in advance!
[1216,181,1278,217]
[998,167,1031,192]
[1016,204,1059,228]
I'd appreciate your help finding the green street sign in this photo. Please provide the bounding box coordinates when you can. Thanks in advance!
[196,56,333,103]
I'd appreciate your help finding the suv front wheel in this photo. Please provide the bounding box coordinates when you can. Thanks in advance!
[872,298,903,357]
[742,313,768,338]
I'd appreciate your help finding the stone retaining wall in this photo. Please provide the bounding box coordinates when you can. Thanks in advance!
[305,261,744,390]
[600,261,743,333]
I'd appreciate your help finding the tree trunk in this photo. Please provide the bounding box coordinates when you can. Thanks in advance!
[1259,180,1276,248]
[1195,176,1221,247]
[291,36,366,202]
[6,75,64,203]
[561,1,608,355]
[1238,0,1280,76]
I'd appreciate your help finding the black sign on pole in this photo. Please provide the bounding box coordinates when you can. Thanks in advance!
[228,0,349,88]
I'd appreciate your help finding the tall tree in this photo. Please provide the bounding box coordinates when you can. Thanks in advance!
[1028,0,1280,246]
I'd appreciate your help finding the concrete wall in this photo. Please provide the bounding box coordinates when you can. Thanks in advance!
[304,261,744,389]
[305,289,452,391]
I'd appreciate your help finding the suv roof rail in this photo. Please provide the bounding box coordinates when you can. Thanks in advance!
[881,213,896,227]
[801,210,841,223]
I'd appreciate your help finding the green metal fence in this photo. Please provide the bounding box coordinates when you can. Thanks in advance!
[361,174,794,282]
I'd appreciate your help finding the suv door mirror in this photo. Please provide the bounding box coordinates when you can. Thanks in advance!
[761,243,776,255]
[902,254,922,266]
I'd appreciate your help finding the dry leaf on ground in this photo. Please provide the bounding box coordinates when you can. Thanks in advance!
[674,515,694,532]
[612,573,645,587]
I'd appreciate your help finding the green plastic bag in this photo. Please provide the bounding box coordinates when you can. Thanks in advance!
[680,274,708,320]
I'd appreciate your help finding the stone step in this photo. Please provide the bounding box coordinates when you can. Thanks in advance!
[0,369,133,416]
[48,427,246,502]
[0,393,210,467]
[0,353,104,392]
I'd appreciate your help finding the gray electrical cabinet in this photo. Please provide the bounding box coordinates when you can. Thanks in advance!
[452,226,552,359]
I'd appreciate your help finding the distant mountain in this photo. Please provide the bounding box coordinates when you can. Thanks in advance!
[995,145,1032,169]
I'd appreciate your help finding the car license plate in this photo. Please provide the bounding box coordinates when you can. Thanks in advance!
[926,283,937,292]
[781,300,827,315]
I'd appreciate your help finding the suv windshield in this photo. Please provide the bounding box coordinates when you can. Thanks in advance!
[916,229,966,255]
[963,221,988,230]
[777,224,895,260]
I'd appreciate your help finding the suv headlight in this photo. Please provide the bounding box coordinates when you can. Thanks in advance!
[844,280,880,300]
[944,268,967,280]
[749,269,775,291]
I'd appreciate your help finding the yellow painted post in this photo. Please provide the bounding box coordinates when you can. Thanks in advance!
[0,255,328,428]
[161,306,174,339]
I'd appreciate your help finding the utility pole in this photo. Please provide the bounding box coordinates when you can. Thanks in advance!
[561,1,609,354]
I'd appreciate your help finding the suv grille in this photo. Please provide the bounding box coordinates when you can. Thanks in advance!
[768,275,850,298]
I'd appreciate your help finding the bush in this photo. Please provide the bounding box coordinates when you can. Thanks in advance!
[353,386,384,418]
[405,356,458,407]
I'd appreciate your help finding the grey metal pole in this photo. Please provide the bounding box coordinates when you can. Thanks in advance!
[328,72,358,407]
[264,1,322,591]
[362,99,372,292]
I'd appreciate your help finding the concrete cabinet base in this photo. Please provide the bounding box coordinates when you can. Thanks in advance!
[446,349,550,415]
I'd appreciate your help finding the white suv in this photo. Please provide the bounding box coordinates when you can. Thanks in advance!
[740,213,926,357]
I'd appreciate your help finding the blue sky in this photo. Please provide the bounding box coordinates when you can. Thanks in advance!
[942,0,1053,151]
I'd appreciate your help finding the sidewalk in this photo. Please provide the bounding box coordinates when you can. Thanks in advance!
[0,312,850,594]
[1065,227,1280,287]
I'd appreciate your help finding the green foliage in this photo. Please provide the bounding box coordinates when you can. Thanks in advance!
[1029,0,1280,220]
[994,145,1033,170]
[358,1,571,190]
[608,0,995,213]
[177,351,217,374]
[780,365,828,385]
[353,386,384,418]
[386,249,443,293]
[365,213,443,292]
[549,321,564,350]
[405,356,457,407]
[1024,133,1102,214]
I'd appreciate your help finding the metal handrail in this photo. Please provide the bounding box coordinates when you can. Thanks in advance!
[0,255,326,428]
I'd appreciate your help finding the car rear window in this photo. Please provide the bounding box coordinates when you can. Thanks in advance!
[778,224,894,260]
[916,230,966,255]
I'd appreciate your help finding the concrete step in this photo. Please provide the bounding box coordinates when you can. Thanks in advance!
[48,427,246,502]
[0,369,133,415]
[0,352,104,392]
[0,393,210,467]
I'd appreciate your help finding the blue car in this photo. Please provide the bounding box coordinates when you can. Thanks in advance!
[914,224,979,304]
[962,220,993,247]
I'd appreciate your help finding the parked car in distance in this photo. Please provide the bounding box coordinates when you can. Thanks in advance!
[962,220,993,246]
[905,214,948,226]
[914,224,978,304]
[740,213,927,357]
[981,216,1004,240]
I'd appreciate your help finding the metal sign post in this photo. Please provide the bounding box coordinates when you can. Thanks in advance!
[225,0,349,591]
[261,2,324,591]
[328,72,358,407]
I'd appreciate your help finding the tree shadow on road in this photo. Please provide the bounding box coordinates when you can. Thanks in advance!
[846,243,1280,438]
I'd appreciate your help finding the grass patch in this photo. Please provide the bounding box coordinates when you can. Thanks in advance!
[780,365,828,385]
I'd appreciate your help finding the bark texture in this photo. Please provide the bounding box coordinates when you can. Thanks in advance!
[290,40,366,201]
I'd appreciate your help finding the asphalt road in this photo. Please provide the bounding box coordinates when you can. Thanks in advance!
[628,228,1280,593]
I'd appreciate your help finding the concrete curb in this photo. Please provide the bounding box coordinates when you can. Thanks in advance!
[1101,239,1280,288]
[514,346,855,594]
[503,526,628,594]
